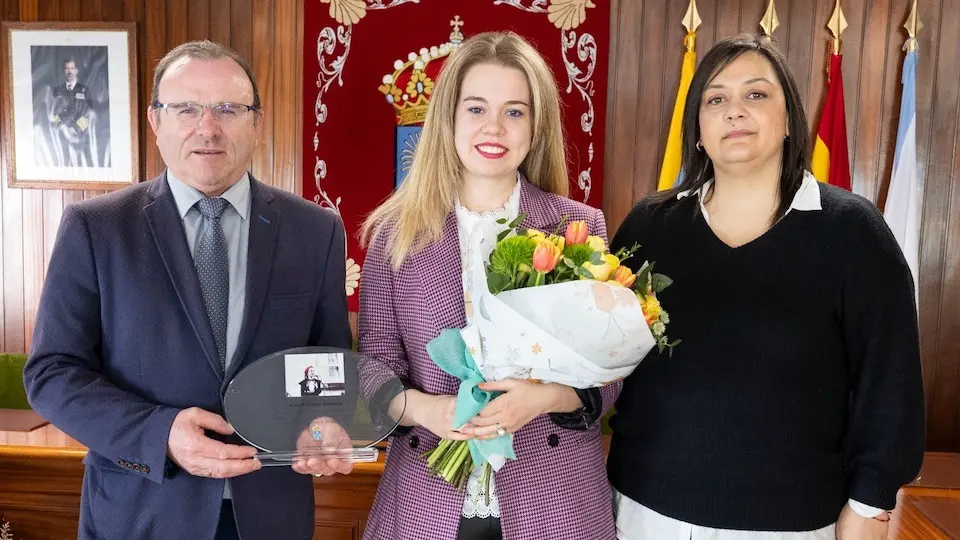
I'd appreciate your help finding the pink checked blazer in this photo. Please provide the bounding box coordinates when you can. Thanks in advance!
[358,180,621,540]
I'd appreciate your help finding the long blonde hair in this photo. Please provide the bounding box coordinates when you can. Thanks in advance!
[360,31,569,267]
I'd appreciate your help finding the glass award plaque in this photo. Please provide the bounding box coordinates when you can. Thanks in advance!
[223,347,405,464]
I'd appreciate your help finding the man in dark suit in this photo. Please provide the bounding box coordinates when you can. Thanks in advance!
[51,58,94,167]
[24,40,352,540]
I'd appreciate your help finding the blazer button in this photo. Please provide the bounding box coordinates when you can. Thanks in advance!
[409,435,420,449]
[547,434,560,447]
[133,464,142,472]
[142,465,151,474]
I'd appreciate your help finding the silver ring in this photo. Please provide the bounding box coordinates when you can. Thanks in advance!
[496,423,507,437]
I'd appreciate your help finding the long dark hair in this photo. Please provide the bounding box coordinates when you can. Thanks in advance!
[651,33,810,222]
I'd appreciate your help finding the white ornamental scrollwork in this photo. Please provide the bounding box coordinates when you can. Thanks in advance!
[561,30,597,202]
[492,0,548,13]
[314,24,352,219]
[366,0,420,9]
[561,30,596,136]
[315,25,352,127]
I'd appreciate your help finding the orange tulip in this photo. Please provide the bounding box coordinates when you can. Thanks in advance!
[564,220,589,245]
[611,266,637,288]
[532,241,560,273]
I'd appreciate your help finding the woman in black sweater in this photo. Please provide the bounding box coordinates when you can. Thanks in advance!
[608,34,924,540]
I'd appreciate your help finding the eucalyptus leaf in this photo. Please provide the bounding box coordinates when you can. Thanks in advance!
[577,266,595,280]
[495,218,508,224]
[589,251,604,265]
[651,273,673,293]
[507,213,527,229]
[496,230,511,242]
[487,272,511,294]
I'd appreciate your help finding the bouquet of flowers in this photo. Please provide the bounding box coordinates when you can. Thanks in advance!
[421,216,678,498]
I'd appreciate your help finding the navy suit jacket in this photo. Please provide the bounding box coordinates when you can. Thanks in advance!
[23,172,352,540]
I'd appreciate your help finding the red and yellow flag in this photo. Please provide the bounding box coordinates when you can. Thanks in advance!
[811,54,851,190]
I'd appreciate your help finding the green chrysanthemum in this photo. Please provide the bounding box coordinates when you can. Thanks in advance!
[489,235,536,275]
[562,243,595,268]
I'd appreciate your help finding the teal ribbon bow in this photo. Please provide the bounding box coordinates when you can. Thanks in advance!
[426,329,516,468]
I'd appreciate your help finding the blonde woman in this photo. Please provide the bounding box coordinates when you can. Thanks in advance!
[358,31,619,540]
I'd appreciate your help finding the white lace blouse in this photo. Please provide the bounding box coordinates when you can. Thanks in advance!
[454,179,521,520]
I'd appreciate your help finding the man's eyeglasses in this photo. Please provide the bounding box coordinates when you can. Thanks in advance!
[152,102,258,125]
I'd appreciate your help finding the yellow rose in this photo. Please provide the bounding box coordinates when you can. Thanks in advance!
[586,235,607,252]
[580,253,620,281]
[526,229,546,241]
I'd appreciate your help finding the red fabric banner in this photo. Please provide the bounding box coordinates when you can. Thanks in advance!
[302,0,610,310]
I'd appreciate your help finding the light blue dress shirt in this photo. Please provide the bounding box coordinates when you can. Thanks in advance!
[166,171,250,370]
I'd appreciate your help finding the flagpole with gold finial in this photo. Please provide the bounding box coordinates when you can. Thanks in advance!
[827,0,848,55]
[903,0,922,52]
[682,0,702,52]
[656,0,702,191]
[760,0,780,36]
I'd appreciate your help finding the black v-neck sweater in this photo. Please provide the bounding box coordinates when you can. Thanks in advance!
[607,183,925,531]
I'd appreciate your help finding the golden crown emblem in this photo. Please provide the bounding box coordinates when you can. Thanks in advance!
[378,15,465,127]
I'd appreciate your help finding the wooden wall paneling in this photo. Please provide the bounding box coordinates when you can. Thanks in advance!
[271,0,302,194]
[946,90,960,451]
[784,0,815,111]
[933,5,960,450]
[251,0,274,184]
[632,0,667,202]
[922,0,958,451]
[188,0,210,43]
[715,0,741,40]
[144,0,166,179]
[210,0,231,46]
[83,0,104,20]
[59,0,79,20]
[697,0,719,56]
[229,0,252,65]
[602,0,641,231]
[852,0,893,204]
[737,0,765,34]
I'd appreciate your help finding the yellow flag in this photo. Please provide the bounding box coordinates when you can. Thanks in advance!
[658,35,697,191]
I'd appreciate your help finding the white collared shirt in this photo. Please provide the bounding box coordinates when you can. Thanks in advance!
[677,170,823,225]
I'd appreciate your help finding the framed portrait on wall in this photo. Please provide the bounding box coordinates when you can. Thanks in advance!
[1,21,138,190]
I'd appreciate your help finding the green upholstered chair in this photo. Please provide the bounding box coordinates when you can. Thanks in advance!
[0,353,30,410]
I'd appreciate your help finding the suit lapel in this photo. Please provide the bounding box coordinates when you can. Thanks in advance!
[143,173,223,380]
[518,179,563,232]
[412,211,465,333]
[226,175,278,382]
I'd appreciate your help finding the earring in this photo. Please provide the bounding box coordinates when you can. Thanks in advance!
[696,140,703,151]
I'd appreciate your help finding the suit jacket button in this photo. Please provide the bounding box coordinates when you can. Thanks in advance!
[133,464,141,472]
[409,435,420,449]
[117,459,125,467]
[142,465,151,474]
[548,434,560,447]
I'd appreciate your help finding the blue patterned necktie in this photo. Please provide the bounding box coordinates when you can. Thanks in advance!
[195,197,230,369]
